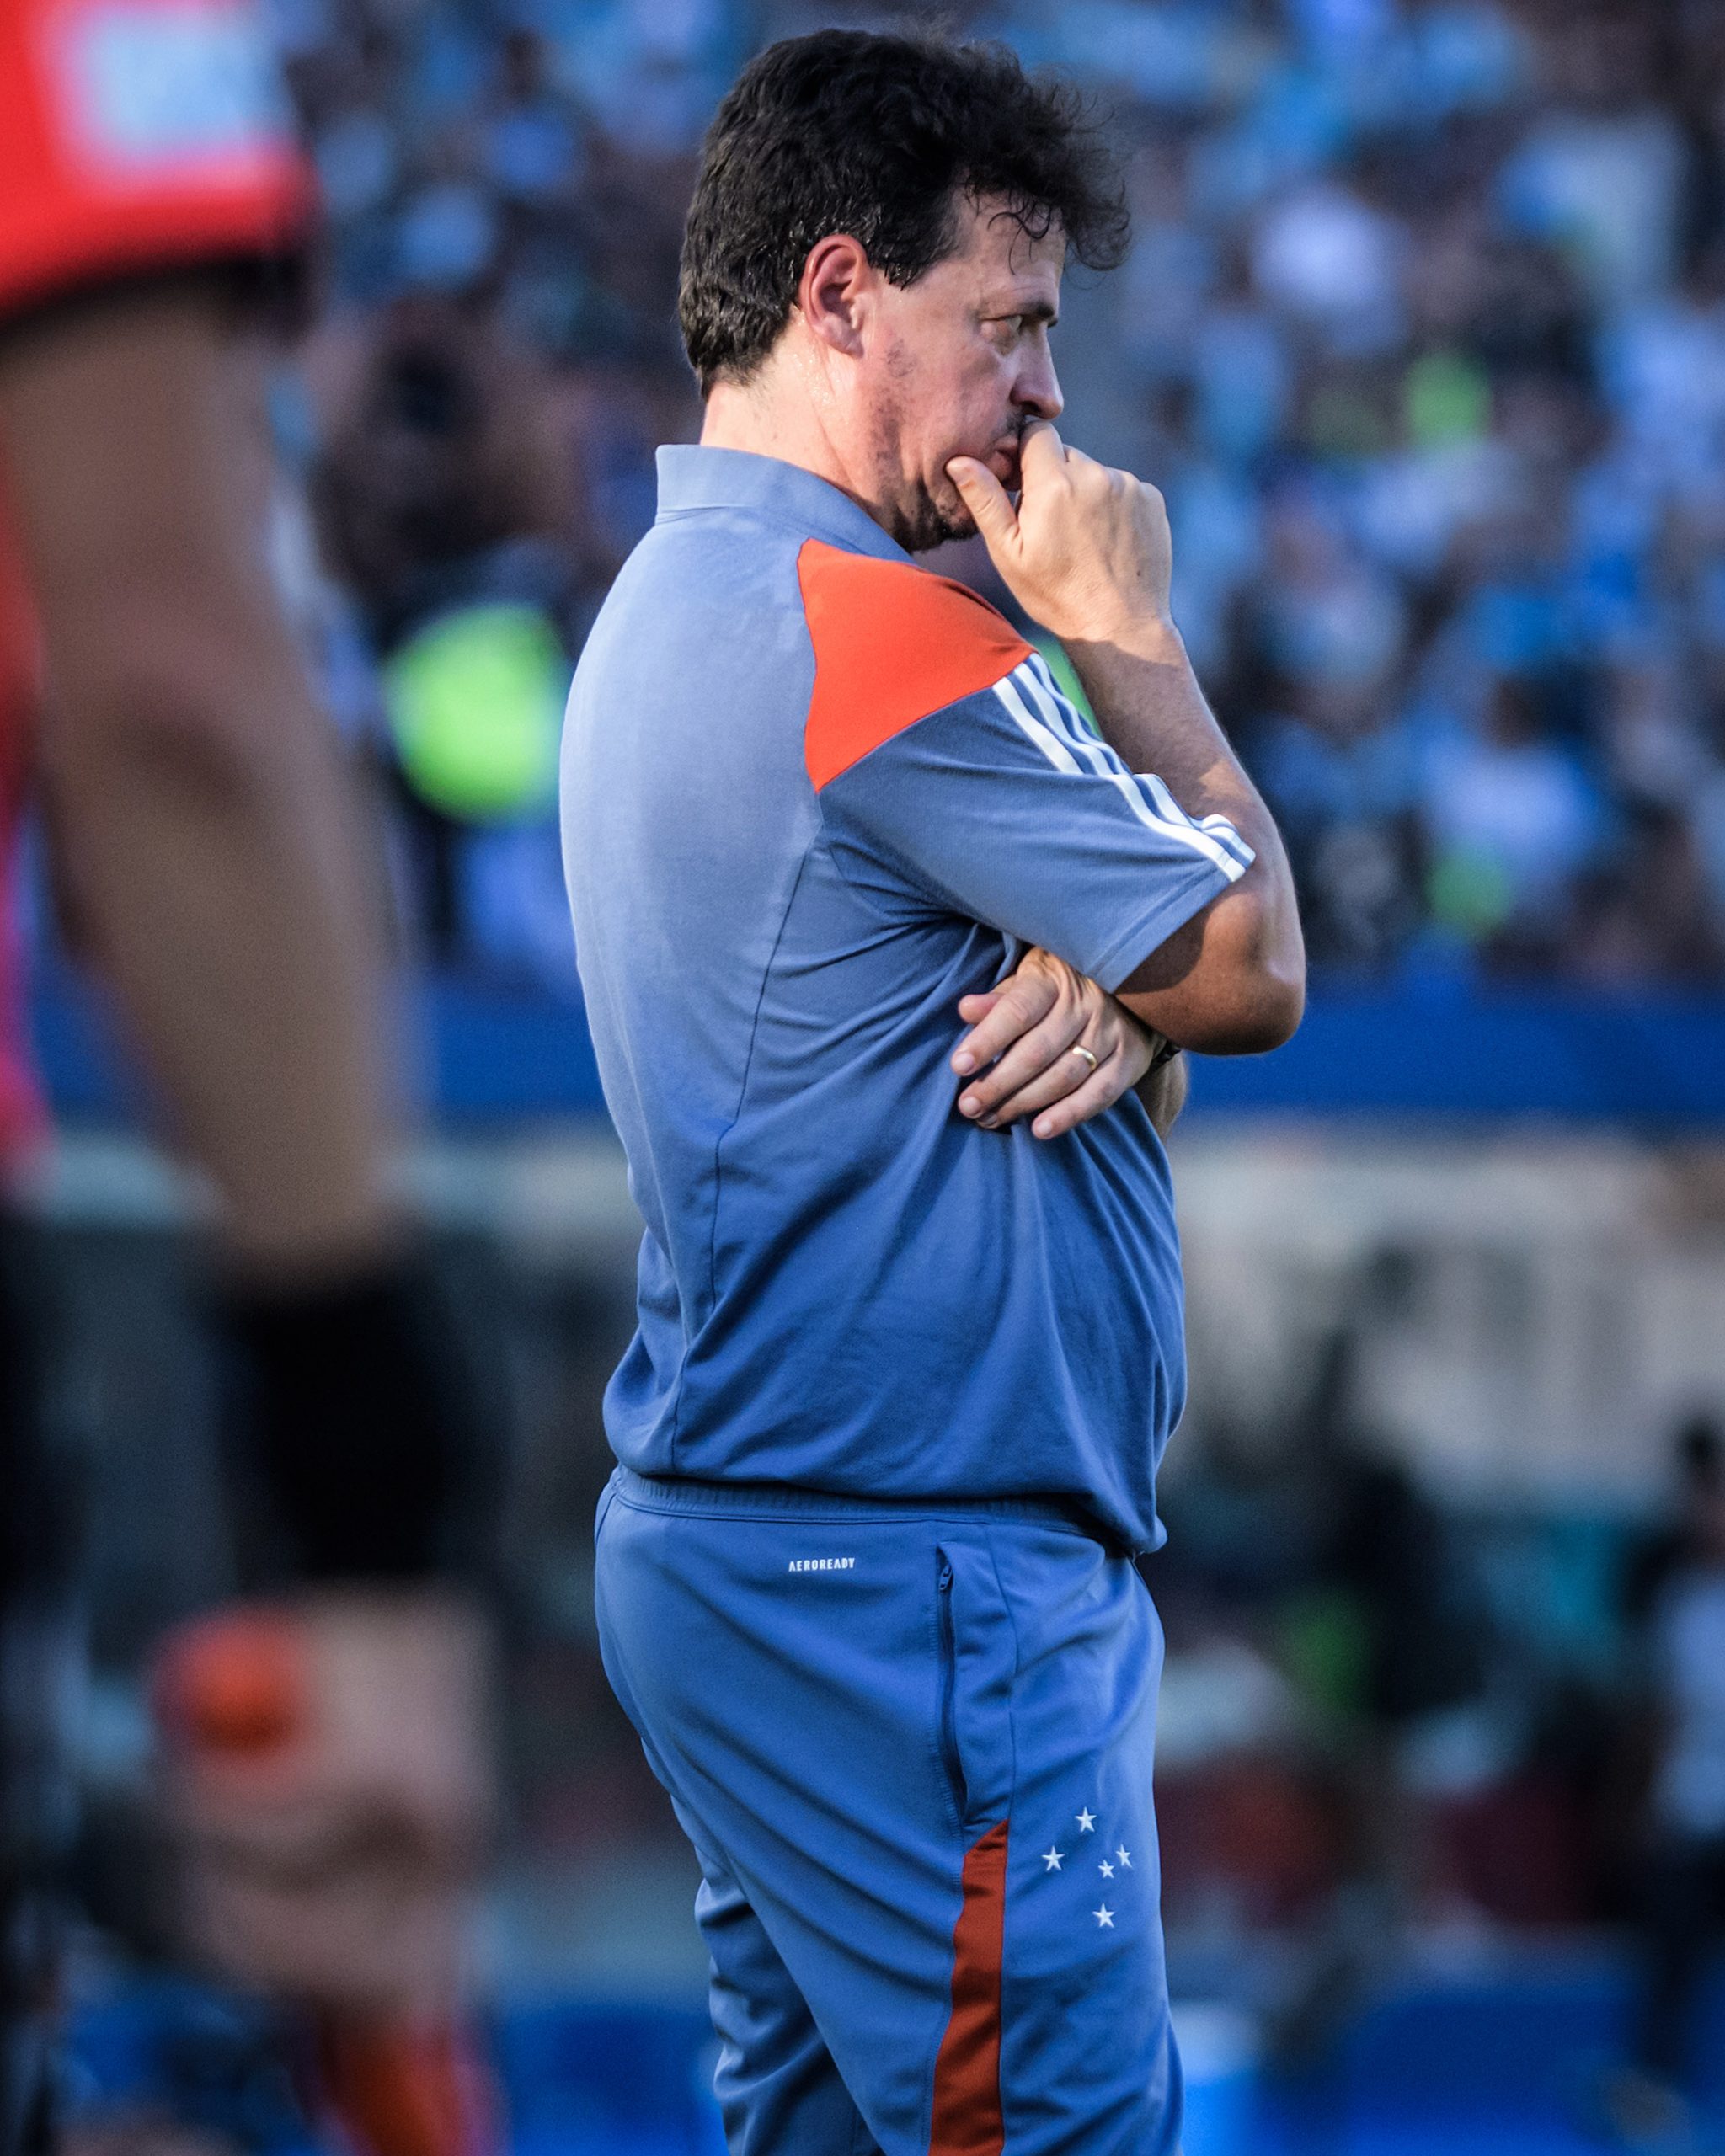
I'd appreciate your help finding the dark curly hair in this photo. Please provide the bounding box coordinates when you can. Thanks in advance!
[679,29,1130,395]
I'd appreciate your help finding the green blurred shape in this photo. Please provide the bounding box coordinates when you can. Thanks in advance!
[1428,846,1516,937]
[1033,636,1098,731]
[385,602,569,823]
[1405,350,1491,449]
[1278,1588,1371,1723]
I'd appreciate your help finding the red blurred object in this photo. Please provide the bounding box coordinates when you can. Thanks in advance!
[1156,1756,1348,1927]
[318,2019,499,2156]
[1429,1772,1596,1928]
[0,0,312,325]
[154,1609,310,1758]
[155,1609,500,2156]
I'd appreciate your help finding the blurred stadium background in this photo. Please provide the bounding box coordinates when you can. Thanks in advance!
[19,0,1725,2150]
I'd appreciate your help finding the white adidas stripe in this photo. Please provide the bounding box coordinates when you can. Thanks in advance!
[1017,662,1192,832]
[991,660,1252,883]
[1141,771,1255,874]
[1022,655,1255,873]
[1021,653,1114,775]
[994,668,1084,774]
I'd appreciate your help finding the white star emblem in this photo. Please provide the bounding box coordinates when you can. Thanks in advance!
[1116,1846,1133,1869]
[1093,1903,1115,1928]
[1076,1808,1096,1833]
[1098,1860,1114,1878]
[1041,1847,1064,1872]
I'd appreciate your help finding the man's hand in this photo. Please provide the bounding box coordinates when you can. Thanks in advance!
[947,420,1176,651]
[154,1592,492,2018]
[952,947,1182,1140]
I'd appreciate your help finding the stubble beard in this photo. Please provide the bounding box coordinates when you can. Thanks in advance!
[868,352,1003,553]
[881,421,1025,554]
[887,481,976,554]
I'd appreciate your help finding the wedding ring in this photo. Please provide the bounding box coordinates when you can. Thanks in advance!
[1070,1044,1099,1075]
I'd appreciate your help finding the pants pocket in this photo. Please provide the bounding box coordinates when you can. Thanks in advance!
[936,1556,967,1824]
[935,1537,1017,1830]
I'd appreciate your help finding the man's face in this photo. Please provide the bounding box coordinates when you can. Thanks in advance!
[861,195,1065,552]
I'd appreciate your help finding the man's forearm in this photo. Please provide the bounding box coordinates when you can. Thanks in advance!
[1065,620,1277,856]
[0,282,398,1273]
[40,650,396,1269]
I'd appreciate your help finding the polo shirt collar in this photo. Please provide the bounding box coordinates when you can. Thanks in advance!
[655,445,911,563]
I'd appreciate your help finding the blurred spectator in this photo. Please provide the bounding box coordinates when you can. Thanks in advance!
[1606,1419,1725,2144]
[1252,178,1407,356]
[306,296,580,977]
[1421,672,1607,964]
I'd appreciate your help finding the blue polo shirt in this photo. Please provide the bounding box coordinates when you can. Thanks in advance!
[560,446,1252,1552]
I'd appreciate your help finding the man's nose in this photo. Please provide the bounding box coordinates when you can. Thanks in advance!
[1016,345,1063,423]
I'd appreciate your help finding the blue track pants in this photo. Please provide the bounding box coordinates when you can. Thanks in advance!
[594,1469,1182,2156]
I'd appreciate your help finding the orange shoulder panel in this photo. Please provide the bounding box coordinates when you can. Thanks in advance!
[798,539,1032,791]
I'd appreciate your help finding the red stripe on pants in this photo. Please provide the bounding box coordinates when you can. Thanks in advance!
[928,1819,1008,2155]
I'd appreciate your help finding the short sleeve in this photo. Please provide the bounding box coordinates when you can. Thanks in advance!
[799,542,1253,992]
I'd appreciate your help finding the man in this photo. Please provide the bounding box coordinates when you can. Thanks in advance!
[0,6,492,2148]
[561,28,1303,2156]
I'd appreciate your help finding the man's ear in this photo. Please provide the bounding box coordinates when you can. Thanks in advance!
[796,234,873,360]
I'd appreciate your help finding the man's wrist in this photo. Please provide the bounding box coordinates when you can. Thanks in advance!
[1063,615,1190,723]
[1067,613,1185,667]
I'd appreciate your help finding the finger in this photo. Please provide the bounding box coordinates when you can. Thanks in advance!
[959,1008,1089,1121]
[985,1040,1131,1131]
[1028,1054,1134,1139]
[945,454,1018,552]
[1017,419,1066,478]
[1017,1012,1155,1134]
[954,989,1001,1029]
[952,976,1058,1076]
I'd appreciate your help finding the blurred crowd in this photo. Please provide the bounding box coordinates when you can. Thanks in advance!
[1148,1338,1725,2105]
[136,0,1725,994]
[1082,0,1725,985]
